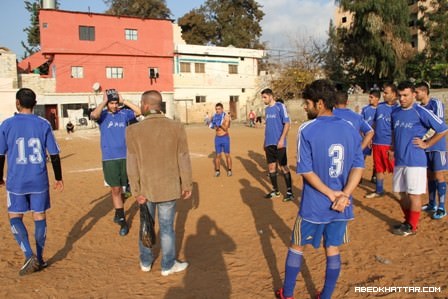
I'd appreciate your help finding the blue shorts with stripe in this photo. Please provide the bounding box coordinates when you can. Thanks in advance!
[215,135,230,154]
[7,190,50,214]
[291,216,349,248]
[426,151,448,172]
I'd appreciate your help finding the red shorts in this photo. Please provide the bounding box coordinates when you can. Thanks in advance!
[372,144,394,173]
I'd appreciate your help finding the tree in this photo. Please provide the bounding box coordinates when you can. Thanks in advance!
[411,0,448,86]
[176,9,214,45]
[334,0,414,83]
[268,37,322,100]
[22,0,59,58]
[178,0,264,49]
[104,0,172,19]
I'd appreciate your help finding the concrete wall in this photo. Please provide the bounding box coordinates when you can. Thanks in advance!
[0,49,18,89]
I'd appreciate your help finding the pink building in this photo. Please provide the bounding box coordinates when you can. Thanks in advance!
[19,9,174,94]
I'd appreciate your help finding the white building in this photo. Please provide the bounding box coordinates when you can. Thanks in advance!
[173,44,266,123]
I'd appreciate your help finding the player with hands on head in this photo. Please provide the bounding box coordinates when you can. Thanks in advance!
[90,88,141,236]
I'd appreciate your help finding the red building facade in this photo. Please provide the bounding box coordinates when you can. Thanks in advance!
[28,9,174,93]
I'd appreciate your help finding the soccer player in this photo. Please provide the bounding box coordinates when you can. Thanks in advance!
[209,103,232,177]
[391,81,448,236]
[415,82,447,219]
[0,88,64,275]
[361,90,381,182]
[275,79,364,299]
[365,83,399,198]
[90,89,141,236]
[261,88,294,202]
[333,91,374,152]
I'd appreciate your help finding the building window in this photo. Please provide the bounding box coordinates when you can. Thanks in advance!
[180,62,191,73]
[148,67,159,79]
[230,95,239,102]
[195,63,205,73]
[106,67,123,79]
[71,66,84,78]
[228,64,238,74]
[43,22,48,29]
[342,16,347,23]
[125,29,138,40]
[195,96,206,103]
[79,26,95,41]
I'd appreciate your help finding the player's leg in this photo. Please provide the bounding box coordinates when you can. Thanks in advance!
[423,152,438,212]
[320,221,348,299]
[278,148,294,202]
[392,167,410,229]
[431,152,447,219]
[276,216,309,299]
[222,136,232,176]
[365,145,386,198]
[265,146,280,198]
[214,136,222,176]
[103,160,128,236]
[7,192,40,275]
[433,170,447,219]
[30,190,51,268]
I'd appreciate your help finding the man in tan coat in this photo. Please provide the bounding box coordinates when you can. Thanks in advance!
[126,90,193,276]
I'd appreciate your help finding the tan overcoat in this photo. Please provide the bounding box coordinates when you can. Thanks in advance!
[126,114,192,202]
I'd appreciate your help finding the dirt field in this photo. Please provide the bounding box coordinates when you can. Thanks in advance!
[0,123,447,299]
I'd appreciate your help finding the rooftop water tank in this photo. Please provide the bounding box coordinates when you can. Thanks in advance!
[42,0,56,9]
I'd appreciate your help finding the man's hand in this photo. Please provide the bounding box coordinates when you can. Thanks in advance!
[277,138,285,149]
[54,180,64,192]
[182,190,192,200]
[0,179,5,187]
[413,137,428,150]
[331,193,350,212]
[135,195,147,205]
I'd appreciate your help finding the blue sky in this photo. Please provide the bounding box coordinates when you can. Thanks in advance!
[0,0,335,58]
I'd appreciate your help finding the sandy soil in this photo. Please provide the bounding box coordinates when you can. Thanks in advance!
[0,123,447,299]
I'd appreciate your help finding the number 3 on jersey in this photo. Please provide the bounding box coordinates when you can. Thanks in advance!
[16,137,44,164]
[329,144,344,178]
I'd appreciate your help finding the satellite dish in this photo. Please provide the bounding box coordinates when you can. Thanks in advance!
[92,82,101,92]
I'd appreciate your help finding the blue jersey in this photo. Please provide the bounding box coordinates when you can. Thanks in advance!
[264,102,290,147]
[333,108,373,135]
[297,116,364,223]
[373,102,399,145]
[361,104,377,127]
[209,112,227,129]
[0,114,60,194]
[421,98,446,152]
[391,103,448,167]
[97,109,136,161]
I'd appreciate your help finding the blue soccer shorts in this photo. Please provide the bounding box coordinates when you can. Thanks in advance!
[7,190,50,214]
[215,135,230,154]
[426,151,448,172]
[291,216,349,248]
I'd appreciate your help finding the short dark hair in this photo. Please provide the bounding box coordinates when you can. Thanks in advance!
[397,81,415,92]
[369,90,381,99]
[16,88,37,109]
[415,81,430,94]
[302,79,336,110]
[215,103,223,108]
[383,82,398,94]
[261,88,273,96]
[335,91,348,105]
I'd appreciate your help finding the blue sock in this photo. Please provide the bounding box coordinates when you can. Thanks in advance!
[437,181,446,210]
[283,248,303,297]
[10,218,33,259]
[35,219,47,264]
[376,179,384,194]
[428,180,437,207]
[321,254,341,299]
